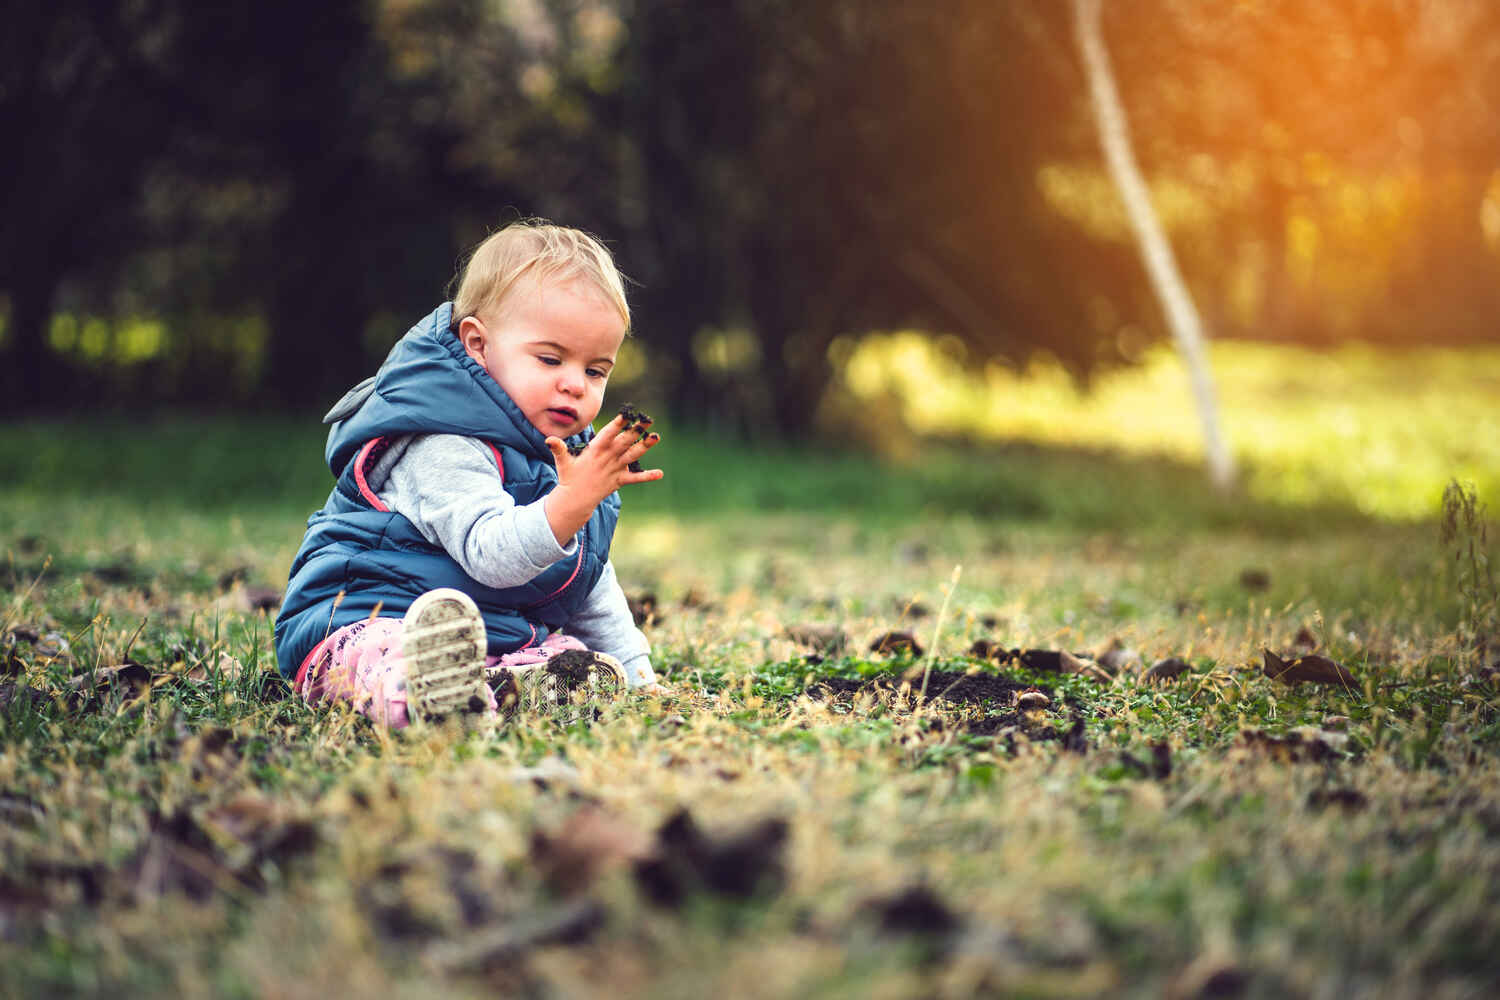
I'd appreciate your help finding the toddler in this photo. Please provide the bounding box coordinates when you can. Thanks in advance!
[274,221,662,726]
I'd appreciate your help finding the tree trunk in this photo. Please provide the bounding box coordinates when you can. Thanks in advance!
[1072,0,1236,491]
[2,264,61,414]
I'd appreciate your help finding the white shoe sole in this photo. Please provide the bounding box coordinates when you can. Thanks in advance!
[402,588,487,721]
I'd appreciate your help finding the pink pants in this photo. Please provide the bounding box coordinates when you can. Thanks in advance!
[295,618,587,729]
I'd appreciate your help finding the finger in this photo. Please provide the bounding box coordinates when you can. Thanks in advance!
[593,414,628,447]
[622,432,661,461]
[619,413,653,441]
[620,468,664,485]
[545,436,569,463]
[604,419,650,456]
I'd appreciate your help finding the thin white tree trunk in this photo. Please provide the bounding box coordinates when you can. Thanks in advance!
[1072,0,1236,491]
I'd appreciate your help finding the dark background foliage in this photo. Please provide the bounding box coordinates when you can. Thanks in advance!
[4,0,1498,429]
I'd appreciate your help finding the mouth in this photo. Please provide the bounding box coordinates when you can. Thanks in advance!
[545,407,579,427]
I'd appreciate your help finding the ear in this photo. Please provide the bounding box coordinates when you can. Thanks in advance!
[457,316,487,365]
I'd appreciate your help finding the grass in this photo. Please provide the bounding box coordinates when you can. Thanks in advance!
[837,336,1500,520]
[3,342,1499,997]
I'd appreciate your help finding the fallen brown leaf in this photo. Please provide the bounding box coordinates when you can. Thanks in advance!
[869,631,923,657]
[784,623,847,653]
[1010,649,1109,681]
[1142,657,1192,684]
[1060,650,1112,683]
[1262,649,1357,686]
[67,662,155,708]
[634,808,790,907]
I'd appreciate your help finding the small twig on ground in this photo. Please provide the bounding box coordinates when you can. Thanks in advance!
[918,565,962,709]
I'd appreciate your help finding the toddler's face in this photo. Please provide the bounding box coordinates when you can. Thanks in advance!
[458,277,625,439]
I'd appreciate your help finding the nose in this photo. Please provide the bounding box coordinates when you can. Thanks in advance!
[557,366,584,396]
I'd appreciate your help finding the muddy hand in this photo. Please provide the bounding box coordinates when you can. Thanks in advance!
[543,416,662,545]
[615,403,655,470]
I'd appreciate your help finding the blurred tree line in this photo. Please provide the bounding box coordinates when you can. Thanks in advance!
[3,0,1499,431]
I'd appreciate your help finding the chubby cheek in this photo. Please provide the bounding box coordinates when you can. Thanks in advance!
[582,386,609,422]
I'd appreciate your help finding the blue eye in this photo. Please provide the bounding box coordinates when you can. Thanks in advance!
[539,356,561,366]
[587,368,608,379]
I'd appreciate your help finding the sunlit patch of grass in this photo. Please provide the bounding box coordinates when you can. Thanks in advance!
[838,336,1500,520]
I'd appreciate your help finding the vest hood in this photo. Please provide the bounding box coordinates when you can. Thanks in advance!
[324,302,594,475]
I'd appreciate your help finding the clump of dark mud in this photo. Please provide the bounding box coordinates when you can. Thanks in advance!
[618,402,653,472]
[542,650,597,686]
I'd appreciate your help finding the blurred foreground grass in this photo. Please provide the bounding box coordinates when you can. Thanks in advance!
[2,342,1498,997]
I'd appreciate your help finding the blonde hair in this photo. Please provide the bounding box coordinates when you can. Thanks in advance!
[451,219,629,331]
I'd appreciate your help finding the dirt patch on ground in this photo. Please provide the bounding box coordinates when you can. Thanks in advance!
[807,670,1088,746]
[810,669,1042,708]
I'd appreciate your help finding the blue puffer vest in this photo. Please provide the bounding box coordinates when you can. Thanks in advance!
[273,302,620,679]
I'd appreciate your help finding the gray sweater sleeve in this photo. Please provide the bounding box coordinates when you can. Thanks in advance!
[563,561,657,686]
[372,434,574,589]
[372,434,656,686]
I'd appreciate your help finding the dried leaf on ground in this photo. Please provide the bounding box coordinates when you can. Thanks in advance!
[1142,657,1192,684]
[634,808,789,907]
[869,631,923,656]
[67,662,154,707]
[784,623,847,653]
[1262,649,1357,686]
[1009,648,1110,682]
[1059,650,1111,682]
